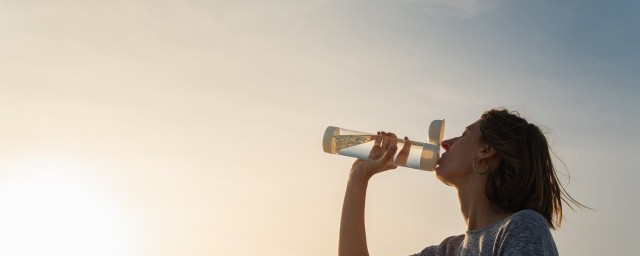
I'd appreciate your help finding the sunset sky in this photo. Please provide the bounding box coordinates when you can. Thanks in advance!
[1,1,639,255]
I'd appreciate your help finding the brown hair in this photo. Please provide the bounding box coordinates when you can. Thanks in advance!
[479,108,588,229]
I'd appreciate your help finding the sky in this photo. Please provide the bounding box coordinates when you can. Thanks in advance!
[0,0,639,255]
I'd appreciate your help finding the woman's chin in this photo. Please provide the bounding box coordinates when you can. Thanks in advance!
[434,165,444,175]
[434,165,454,181]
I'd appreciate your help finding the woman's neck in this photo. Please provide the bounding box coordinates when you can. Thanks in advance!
[456,180,512,231]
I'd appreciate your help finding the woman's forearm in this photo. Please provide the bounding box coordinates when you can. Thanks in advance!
[339,174,370,256]
[339,133,400,255]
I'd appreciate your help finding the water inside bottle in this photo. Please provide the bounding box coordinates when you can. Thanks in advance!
[334,135,375,152]
[332,134,426,168]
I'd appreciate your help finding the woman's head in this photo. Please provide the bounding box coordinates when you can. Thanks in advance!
[436,108,585,229]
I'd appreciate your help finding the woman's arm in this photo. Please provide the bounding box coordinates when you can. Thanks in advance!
[338,172,371,256]
[338,132,410,256]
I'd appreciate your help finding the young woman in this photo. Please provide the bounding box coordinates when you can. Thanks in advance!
[338,108,586,256]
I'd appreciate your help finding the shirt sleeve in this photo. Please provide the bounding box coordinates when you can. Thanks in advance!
[498,210,559,256]
[410,235,464,256]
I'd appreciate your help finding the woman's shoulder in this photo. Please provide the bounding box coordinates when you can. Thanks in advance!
[498,209,555,246]
[411,234,465,256]
[505,209,550,230]
[497,209,559,255]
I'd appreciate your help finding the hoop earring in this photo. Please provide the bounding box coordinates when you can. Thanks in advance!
[472,159,489,175]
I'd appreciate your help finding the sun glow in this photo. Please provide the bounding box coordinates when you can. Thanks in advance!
[0,156,132,256]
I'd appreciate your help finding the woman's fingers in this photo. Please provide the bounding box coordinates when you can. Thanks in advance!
[402,136,411,152]
[395,136,411,166]
[380,132,390,150]
[373,131,382,148]
[375,133,399,173]
[368,131,384,159]
[382,132,398,162]
[354,131,406,177]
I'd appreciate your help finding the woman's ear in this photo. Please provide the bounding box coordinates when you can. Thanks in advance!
[477,144,496,161]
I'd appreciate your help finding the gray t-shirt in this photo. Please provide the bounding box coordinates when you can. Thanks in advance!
[412,209,558,256]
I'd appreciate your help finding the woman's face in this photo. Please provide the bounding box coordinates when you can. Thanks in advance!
[435,119,486,186]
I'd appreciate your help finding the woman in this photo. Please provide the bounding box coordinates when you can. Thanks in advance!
[338,108,587,256]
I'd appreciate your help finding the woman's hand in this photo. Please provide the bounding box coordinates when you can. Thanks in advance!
[339,131,411,256]
[349,131,411,181]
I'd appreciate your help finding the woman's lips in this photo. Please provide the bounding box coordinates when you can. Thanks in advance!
[437,153,446,165]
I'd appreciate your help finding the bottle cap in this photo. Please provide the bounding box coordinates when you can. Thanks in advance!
[420,119,445,171]
[428,119,445,145]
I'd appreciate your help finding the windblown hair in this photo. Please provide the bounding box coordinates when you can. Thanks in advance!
[479,108,588,229]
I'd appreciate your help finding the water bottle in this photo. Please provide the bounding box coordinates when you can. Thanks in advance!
[322,119,445,171]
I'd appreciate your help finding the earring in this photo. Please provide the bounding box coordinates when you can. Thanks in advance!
[472,159,489,175]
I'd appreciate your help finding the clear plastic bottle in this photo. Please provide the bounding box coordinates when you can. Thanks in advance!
[322,119,445,171]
